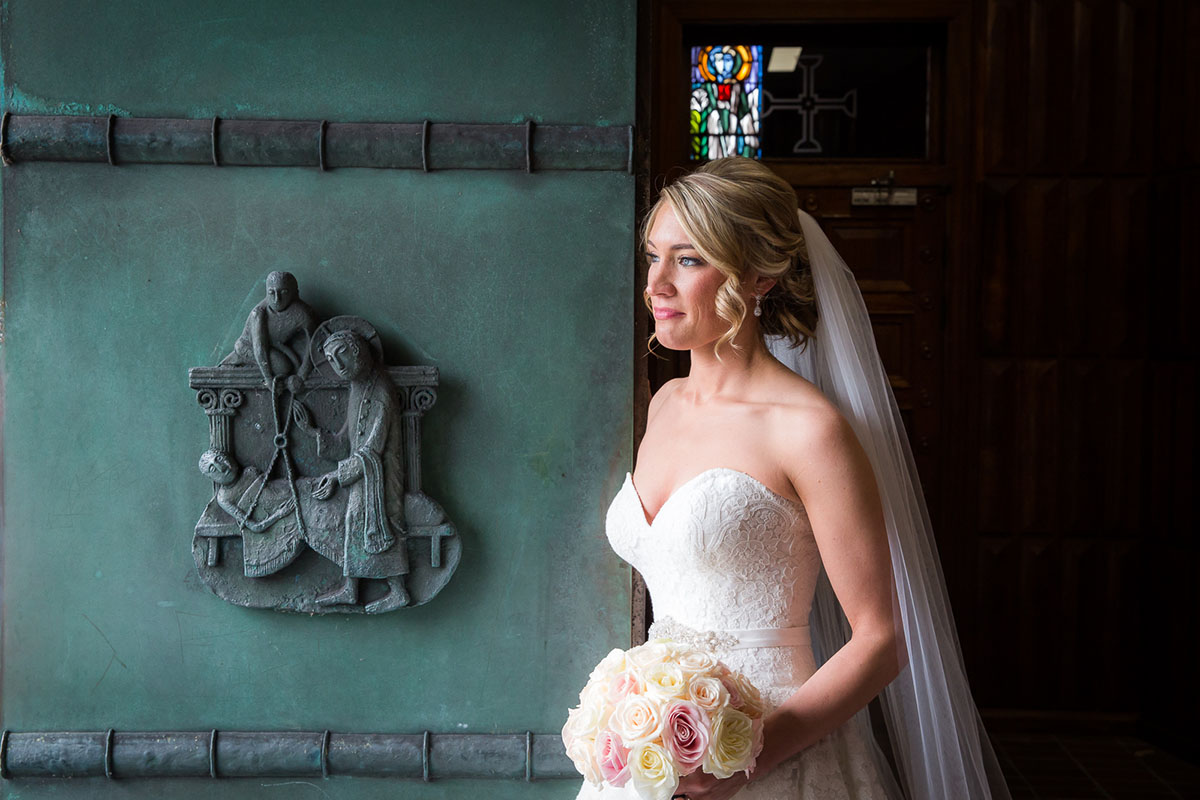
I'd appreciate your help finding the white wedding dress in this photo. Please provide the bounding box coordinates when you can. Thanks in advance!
[574,467,894,800]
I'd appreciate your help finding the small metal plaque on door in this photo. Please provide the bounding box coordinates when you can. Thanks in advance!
[851,186,918,206]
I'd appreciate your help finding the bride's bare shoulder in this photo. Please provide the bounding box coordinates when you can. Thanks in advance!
[646,377,686,421]
[764,368,855,453]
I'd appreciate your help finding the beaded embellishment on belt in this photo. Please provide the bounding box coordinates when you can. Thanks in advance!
[646,616,740,652]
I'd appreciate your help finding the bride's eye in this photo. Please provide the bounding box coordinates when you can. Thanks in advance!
[679,255,705,267]
[646,252,660,263]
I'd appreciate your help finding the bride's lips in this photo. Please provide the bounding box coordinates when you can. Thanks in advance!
[653,307,683,320]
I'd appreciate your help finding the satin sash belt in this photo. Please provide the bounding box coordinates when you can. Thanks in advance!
[647,615,812,652]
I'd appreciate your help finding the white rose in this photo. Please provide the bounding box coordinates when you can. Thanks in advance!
[642,661,687,701]
[628,742,680,800]
[626,641,673,670]
[565,734,603,785]
[702,707,757,779]
[564,694,607,742]
[589,648,627,681]
[686,675,729,713]
[611,694,666,747]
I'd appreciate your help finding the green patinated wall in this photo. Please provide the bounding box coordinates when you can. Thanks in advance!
[0,2,634,797]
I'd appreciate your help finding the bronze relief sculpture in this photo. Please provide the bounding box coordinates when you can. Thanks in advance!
[189,273,458,613]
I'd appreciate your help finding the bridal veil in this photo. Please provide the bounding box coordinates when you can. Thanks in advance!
[766,210,1012,800]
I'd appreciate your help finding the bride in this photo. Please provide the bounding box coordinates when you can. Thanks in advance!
[574,158,1011,799]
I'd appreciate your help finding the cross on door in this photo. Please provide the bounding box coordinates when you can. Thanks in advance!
[763,55,857,154]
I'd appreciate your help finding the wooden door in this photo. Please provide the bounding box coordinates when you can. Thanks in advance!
[642,0,978,674]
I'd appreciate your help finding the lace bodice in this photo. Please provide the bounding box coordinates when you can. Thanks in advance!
[608,468,822,634]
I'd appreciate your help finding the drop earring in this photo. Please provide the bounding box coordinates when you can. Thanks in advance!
[753,294,763,318]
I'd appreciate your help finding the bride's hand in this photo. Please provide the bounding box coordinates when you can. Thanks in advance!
[674,769,750,800]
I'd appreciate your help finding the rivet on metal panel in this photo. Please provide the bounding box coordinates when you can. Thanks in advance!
[318,120,328,171]
[104,728,115,778]
[320,729,331,778]
[525,731,533,782]
[211,117,221,167]
[0,112,11,166]
[422,730,431,782]
[525,119,534,174]
[421,119,431,173]
[208,729,218,777]
[0,729,10,779]
[105,115,117,166]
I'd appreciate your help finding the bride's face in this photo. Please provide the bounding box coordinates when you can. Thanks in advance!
[645,204,731,352]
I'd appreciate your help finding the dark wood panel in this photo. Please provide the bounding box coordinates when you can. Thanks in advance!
[1109,0,1157,172]
[980,177,1149,358]
[975,536,1022,706]
[1157,0,1200,169]
[977,536,1141,710]
[1059,360,1145,534]
[1026,0,1074,172]
[826,222,910,286]
[978,359,1061,534]
[1147,363,1198,546]
[1149,175,1200,356]
[981,0,1027,173]
[1098,179,1150,355]
[978,179,1071,355]
[871,316,915,388]
[983,0,1157,175]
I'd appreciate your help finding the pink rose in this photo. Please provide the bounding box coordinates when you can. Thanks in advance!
[720,676,742,708]
[608,670,641,704]
[662,700,711,774]
[595,728,631,787]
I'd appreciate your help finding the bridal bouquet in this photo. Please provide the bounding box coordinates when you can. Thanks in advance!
[562,638,766,800]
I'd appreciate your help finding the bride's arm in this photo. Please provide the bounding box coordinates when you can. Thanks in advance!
[751,403,905,778]
[678,402,904,800]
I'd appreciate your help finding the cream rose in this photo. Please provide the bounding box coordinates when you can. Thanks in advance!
[702,707,758,779]
[641,661,687,700]
[686,674,729,713]
[675,647,717,677]
[610,694,666,747]
[628,742,680,800]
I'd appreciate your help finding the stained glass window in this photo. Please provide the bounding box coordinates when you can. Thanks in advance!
[690,45,763,160]
[686,25,936,161]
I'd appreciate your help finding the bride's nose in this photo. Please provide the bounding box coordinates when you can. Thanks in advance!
[646,263,674,296]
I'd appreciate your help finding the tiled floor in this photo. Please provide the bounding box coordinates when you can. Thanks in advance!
[992,734,1200,799]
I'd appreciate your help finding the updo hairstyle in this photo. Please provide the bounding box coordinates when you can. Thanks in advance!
[642,157,817,354]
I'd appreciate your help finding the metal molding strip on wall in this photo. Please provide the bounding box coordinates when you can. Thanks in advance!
[0,729,575,781]
[0,112,634,172]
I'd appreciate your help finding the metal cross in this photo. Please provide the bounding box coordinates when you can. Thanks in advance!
[763,55,857,154]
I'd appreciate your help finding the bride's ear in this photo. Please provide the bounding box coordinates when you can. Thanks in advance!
[753,274,778,296]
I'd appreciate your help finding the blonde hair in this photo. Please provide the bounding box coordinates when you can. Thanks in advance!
[641,157,816,355]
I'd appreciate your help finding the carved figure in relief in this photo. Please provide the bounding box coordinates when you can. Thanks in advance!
[198,448,305,577]
[220,270,317,387]
[191,274,458,614]
[310,328,410,613]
